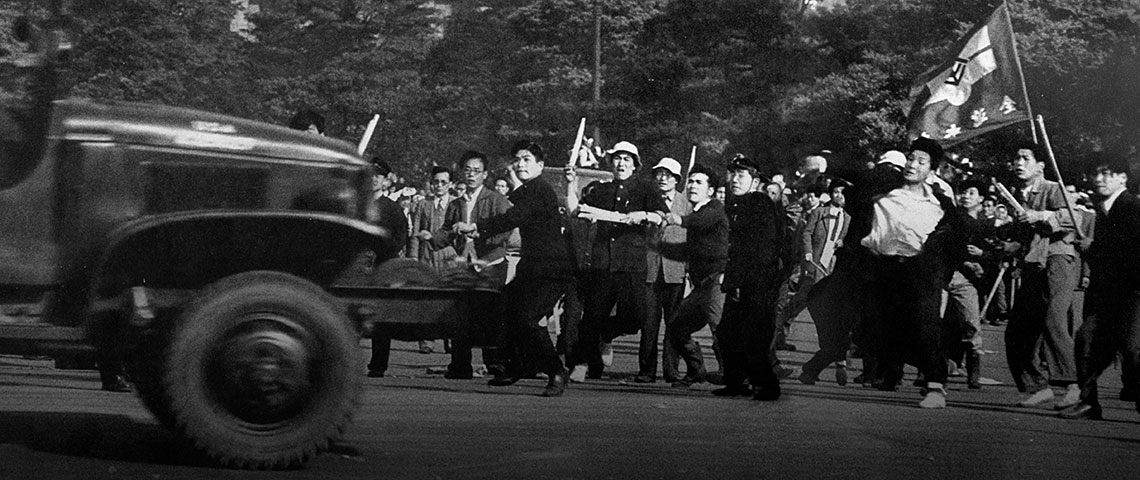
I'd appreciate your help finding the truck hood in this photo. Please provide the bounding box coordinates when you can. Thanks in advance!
[51,98,364,166]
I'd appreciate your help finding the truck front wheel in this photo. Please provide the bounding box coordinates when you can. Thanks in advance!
[163,271,361,469]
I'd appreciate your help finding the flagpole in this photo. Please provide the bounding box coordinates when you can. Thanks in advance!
[1035,115,1084,239]
[1003,0,1037,144]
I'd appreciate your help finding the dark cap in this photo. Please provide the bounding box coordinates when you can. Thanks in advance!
[726,154,762,174]
[371,157,392,176]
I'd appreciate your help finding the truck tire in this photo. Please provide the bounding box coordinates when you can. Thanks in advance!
[162,271,361,469]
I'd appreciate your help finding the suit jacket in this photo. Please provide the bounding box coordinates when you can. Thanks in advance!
[1087,191,1140,304]
[410,194,457,268]
[646,190,692,284]
[800,203,850,280]
[432,186,513,264]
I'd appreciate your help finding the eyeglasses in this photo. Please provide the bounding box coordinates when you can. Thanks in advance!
[462,167,485,174]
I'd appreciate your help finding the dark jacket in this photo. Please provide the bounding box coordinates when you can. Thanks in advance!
[724,192,786,291]
[682,199,729,282]
[1087,191,1140,298]
[479,176,573,272]
[581,177,669,272]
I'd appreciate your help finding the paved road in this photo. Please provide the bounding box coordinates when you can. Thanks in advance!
[1,315,1138,479]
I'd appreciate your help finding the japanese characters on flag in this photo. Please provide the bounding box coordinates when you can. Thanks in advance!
[905,2,1031,145]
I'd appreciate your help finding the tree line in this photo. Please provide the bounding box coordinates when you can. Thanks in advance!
[1,0,1136,183]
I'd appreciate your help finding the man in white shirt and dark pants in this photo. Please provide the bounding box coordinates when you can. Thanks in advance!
[861,138,964,409]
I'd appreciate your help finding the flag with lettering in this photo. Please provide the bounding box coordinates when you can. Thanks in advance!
[905,2,1031,145]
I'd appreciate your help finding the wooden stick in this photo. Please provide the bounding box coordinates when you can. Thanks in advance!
[980,263,1008,322]
[1035,115,1084,239]
[686,145,697,177]
[569,117,586,166]
[991,178,1026,216]
[357,114,380,155]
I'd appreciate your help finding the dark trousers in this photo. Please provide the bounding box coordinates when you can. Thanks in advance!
[448,263,509,376]
[640,277,684,380]
[716,282,779,391]
[801,271,862,377]
[572,270,648,372]
[866,254,948,386]
[556,274,587,364]
[499,260,572,377]
[1005,255,1080,392]
[1075,289,1140,407]
[667,273,724,380]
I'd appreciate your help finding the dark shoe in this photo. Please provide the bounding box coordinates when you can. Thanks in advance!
[487,372,522,387]
[101,375,132,393]
[752,384,781,401]
[711,385,753,397]
[444,369,474,380]
[705,372,725,385]
[418,341,434,354]
[1121,386,1138,402]
[367,369,386,378]
[835,364,848,386]
[775,342,797,352]
[540,369,569,397]
[776,366,795,380]
[1058,402,1103,420]
[633,374,655,384]
[797,370,817,385]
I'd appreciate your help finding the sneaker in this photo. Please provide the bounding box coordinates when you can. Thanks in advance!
[569,365,588,383]
[1054,384,1082,410]
[1017,388,1055,407]
[599,342,614,367]
[919,389,946,409]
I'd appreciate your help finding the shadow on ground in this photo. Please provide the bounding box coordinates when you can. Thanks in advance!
[0,411,191,466]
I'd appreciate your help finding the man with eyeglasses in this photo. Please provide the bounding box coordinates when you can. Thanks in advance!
[429,151,513,379]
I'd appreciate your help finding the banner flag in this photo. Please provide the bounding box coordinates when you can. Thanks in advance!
[905,2,1031,145]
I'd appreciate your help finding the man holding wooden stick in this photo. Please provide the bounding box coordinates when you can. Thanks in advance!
[1003,142,1084,409]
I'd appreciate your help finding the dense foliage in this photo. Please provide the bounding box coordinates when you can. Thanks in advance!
[0,0,1136,183]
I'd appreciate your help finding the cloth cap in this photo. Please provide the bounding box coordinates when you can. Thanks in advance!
[652,157,683,178]
[607,141,640,165]
[877,150,906,169]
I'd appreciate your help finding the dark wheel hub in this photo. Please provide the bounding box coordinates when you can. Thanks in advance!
[209,315,316,425]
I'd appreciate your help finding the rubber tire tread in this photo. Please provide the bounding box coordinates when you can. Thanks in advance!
[162,271,361,470]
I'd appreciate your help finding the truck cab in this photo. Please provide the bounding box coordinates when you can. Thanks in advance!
[0,9,495,469]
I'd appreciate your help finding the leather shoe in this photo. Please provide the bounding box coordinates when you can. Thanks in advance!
[487,373,522,387]
[1058,402,1103,420]
[1120,386,1138,402]
[540,369,569,397]
[101,375,132,393]
[367,369,385,378]
[834,364,848,386]
[711,385,753,397]
[797,370,817,385]
[633,374,655,384]
[752,385,781,401]
[444,370,473,380]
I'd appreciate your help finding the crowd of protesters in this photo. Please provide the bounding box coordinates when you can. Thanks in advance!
[296,108,1138,414]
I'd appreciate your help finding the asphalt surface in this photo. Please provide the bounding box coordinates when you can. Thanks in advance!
[1,313,1138,479]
